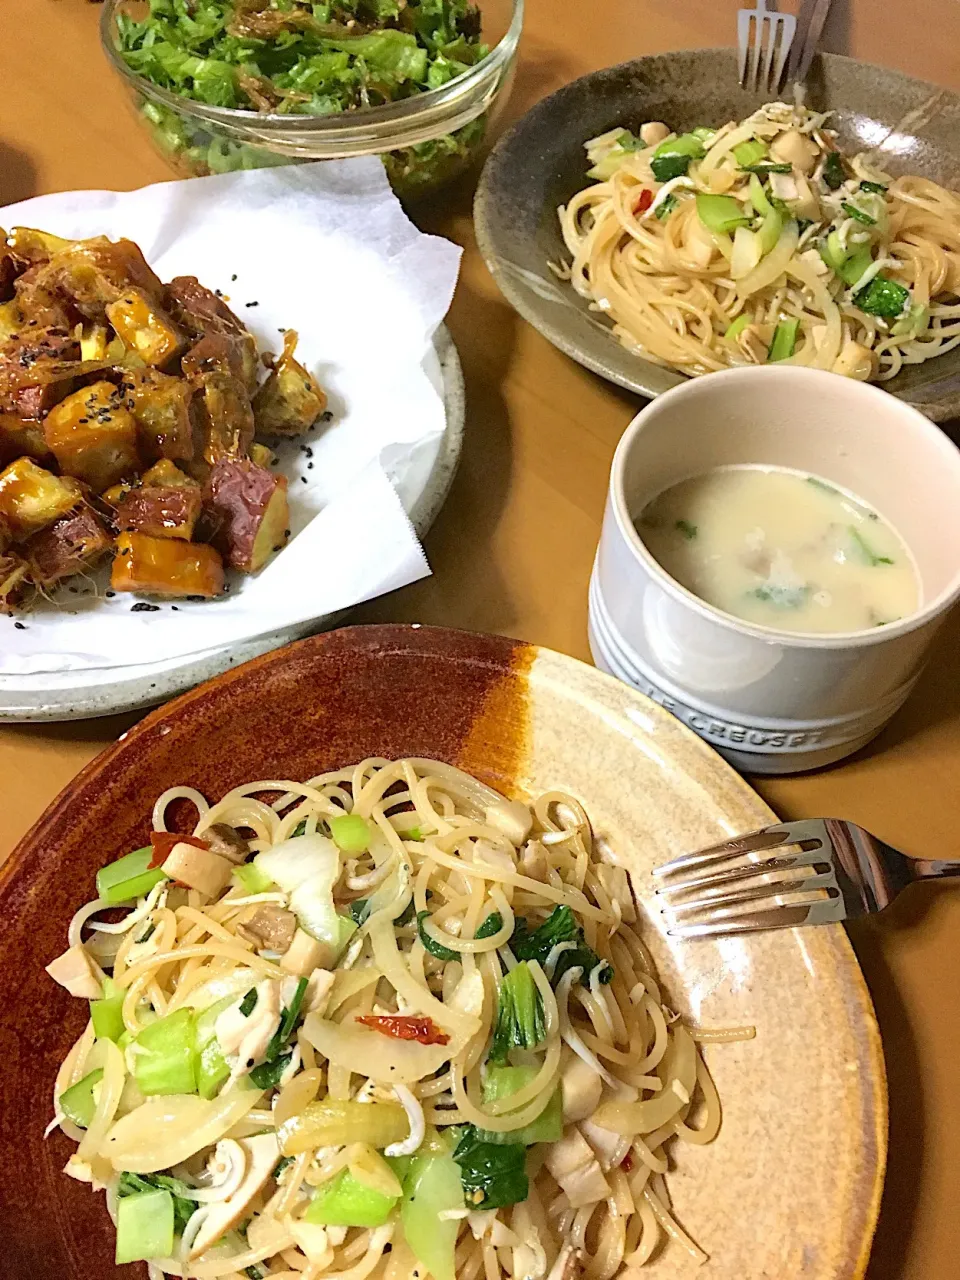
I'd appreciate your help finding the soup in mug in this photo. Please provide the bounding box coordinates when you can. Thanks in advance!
[637,466,919,634]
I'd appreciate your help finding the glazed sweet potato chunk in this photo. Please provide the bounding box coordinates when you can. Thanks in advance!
[253,330,326,437]
[0,328,79,418]
[44,381,141,492]
[0,413,54,467]
[141,458,200,490]
[125,368,198,463]
[0,456,82,537]
[29,236,164,322]
[111,531,224,598]
[206,457,289,573]
[195,371,255,466]
[164,276,259,391]
[106,289,184,368]
[114,484,202,541]
[26,503,113,587]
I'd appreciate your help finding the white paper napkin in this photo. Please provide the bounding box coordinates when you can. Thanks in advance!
[0,159,461,674]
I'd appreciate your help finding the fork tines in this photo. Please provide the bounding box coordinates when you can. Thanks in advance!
[654,821,845,938]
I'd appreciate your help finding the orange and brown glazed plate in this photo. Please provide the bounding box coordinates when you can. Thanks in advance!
[0,624,885,1278]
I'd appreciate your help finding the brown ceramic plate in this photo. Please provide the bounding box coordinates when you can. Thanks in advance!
[0,625,886,1278]
[475,50,960,421]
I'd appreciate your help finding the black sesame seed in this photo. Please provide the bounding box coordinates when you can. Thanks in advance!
[244,301,259,308]
[131,602,160,612]
[171,605,179,611]
[13,621,26,630]
[307,462,313,469]
[231,273,238,282]
[300,475,307,483]
[321,410,333,422]
[105,590,115,598]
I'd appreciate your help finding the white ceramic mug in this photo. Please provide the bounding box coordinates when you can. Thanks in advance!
[589,367,960,773]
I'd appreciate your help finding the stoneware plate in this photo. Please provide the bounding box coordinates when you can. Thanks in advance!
[0,624,885,1278]
[475,50,960,420]
[0,327,464,723]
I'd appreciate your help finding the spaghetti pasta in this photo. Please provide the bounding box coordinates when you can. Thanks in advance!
[48,758,753,1277]
[556,100,960,381]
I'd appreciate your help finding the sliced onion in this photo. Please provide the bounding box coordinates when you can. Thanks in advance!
[736,219,800,297]
[104,1087,262,1173]
[593,1026,697,1136]
[730,226,762,280]
[301,1014,456,1084]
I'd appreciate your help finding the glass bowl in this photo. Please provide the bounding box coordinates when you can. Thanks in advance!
[100,0,523,200]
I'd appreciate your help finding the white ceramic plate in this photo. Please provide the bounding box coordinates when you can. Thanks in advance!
[0,328,463,722]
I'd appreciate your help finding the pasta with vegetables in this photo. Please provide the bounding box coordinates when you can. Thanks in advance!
[46,757,751,1277]
[555,100,960,381]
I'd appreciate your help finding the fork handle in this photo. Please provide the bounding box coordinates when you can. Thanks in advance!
[907,856,960,882]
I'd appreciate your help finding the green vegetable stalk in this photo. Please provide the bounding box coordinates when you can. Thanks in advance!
[489,962,545,1064]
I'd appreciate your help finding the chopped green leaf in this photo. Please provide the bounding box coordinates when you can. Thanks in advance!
[740,162,792,175]
[822,151,846,190]
[475,911,504,939]
[675,519,698,540]
[118,1171,195,1237]
[490,962,544,1064]
[696,192,750,235]
[349,898,370,926]
[750,584,811,609]
[841,201,877,226]
[767,317,800,362]
[732,139,768,167]
[264,976,309,1063]
[655,194,678,220]
[650,132,706,182]
[853,274,910,319]
[417,911,459,961]
[249,1053,293,1090]
[510,905,614,989]
[839,244,874,287]
[860,180,888,194]
[848,527,894,566]
[453,1127,528,1209]
[239,988,258,1018]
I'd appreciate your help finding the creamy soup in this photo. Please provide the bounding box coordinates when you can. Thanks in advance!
[637,466,919,634]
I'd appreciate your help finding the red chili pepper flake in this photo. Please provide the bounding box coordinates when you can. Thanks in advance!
[148,830,209,869]
[355,1015,450,1046]
[620,1151,634,1172]
[633,189,653,215]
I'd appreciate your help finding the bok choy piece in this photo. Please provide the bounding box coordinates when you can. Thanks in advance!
[401,1133,465,1280]
[96,846,166,906]
[133,1007,198,1096]
[59,1068,104,1128]
[329,814,372,853]
[489,962,545,1064]
[254,833,341,949]
[822,151,846,189]
[476,1066,563,1146]
[306,1168,399,1228]
[115,1188,174,1265]
[90,977,126,1042]
[118,1171,195,1236]
[510,904,613,988]
[853,275,911,319]
[453,1127,528,1209]
[767,318,800,362]
[650,133,705,182]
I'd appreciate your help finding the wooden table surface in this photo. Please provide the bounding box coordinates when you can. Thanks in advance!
[1,1,959,1275]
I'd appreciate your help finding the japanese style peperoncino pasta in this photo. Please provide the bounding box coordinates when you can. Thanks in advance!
[47,757,753,1278]
[555,100,960,381]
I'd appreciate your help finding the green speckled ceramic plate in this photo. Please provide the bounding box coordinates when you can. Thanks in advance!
[475,50,960,421]
[0,625,885,1277]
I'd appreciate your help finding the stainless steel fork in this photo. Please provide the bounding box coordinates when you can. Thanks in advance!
[653,818,960,939]
[737,0,796,94]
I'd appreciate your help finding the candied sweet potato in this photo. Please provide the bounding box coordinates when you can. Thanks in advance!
[195,371,255,466]
[0,457,83,538]
[164,277,259,391]
[125,368,198,463]
[44,381,141,492]
[0,328,79,418]
[253,329,326,437]
[0,413,54,467]
[206,457,289,573]
[106,289,184,368]
[28,236,164,322]
[115,484,202,541]
[111,531,224,598]
[26,503,113,587]
[142,459,200,490]
[181,332,252,387]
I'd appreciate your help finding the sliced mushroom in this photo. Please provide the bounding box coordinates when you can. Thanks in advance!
[639,121,671,147]
[204,822,250,865]
[544,1127,611,1208]
[187,1133,279,1258]
[161,843,233,898]
[236,904,297,953]
[45,943,103,999]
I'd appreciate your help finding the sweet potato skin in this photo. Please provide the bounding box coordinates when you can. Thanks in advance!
[111,531,224,598]
[0,413,54,467]
[114,484,202,540]
[26,503,113,586]
[206,457,289,573]
[43,381,141,492]
[0,456,83,537]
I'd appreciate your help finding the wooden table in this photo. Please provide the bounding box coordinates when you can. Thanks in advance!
[2,1,958,1275]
